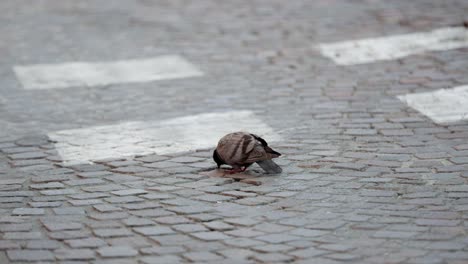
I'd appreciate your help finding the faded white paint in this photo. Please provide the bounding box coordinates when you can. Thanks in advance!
[13,55,203,89]
[398,85,468,124]
[318,27,468,65]
[48,111,280,165]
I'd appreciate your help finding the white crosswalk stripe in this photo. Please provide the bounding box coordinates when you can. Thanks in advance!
[398,85,468,124]
[13,55,203,90]
[318,27,468,65]
[48,111,280,165]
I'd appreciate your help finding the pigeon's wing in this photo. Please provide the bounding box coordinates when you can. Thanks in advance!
[243,144,271,163]
[217,132,256,165]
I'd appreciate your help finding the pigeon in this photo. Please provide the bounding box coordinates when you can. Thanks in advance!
[213,132,282,174]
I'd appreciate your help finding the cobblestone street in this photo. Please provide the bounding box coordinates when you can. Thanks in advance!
[1,0,468,263]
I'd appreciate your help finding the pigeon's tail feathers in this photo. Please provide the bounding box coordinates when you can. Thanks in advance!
[265,146,281,157]
[256,160,282,174]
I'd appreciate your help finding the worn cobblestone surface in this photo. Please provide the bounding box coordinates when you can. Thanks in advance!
[1,0,468,263]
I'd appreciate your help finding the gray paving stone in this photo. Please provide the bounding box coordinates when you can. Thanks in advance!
[154,215,192,225]
[169,156,205,163]
[140,255,182,264]
[7,249,54,261]
[108,236,152,247]
[290,228,329,237]
[195,193,237,202]
[129,208,174,217]
[0,191,34,197]
[9,152,47,160]
[89,212,129,220]
[173,223,208,233]
[140,193,172,200]
[48,230,92,240]
[253,223,293,233]
[55,248,95,260]
[0,223,32,232]
[4,231,42,240]
[168,205,214,214]
[42,221,82,231]
[224,218,260,227]
[415,219,461,227]
[112,166,152,173]
[319,243,356,252]
[216,248,255,260]
[424,241,466,250]
[53,207,86,215]
[29,201,63,207]
[93,204,122,212]
[77,171,113,178]
[68,199,103,206]
[256,233,300,243]
[94,228,133,238]
[69,192,111,199]
[120,202,161,210]
[133,226,175,236]
[105,174,142,183]
[140,246,186,255]
[149,234,194,246]
[97,246,138,257]
[204,221,235,231]
[104,196,145,203]
[0,196,24,203]
[81,184,126,192]
[325,253,359,261]
[40,189,76,195]
[225,228,265,238]
[253,253,295,262]
[289,248,328,258]
[0,216,30,223]
[191,231,231,241]
[66,237,107,248]
[184,251,224,262]
[25,239,61,250]
[31,174,72,183]
[30,182,65,189]
[372,230,418,239]
[0,240,21,250]
[12,207,45,215]
[111,189,148,196]
[64,178,106,186]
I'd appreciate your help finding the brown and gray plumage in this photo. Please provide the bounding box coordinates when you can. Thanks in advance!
[213,132,282,174]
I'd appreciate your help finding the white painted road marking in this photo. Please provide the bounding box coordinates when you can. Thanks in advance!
[13,55,203,90]
[318,27,468,65]
[48,111,281,165]
[398,85,468,124]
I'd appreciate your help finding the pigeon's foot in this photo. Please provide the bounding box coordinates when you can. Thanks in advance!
[225,167,245,174]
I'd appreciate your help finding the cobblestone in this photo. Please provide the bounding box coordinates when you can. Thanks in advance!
[7,249,54,261]
[11,208,44,215]
[66,237,107,248]
[26,239,61,249]
[97,246,138,257]
[190,231,231,241]
[183,251,224,262]
[94,228,133,238]
[4,231,42,240]
[133,226,175,236]
[55,248,95,260]
[42,221,82,231]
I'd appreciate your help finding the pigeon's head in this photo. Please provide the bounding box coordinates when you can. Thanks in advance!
[212,149,225,168]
